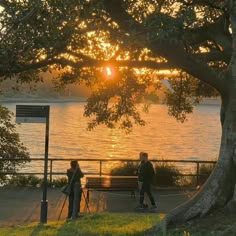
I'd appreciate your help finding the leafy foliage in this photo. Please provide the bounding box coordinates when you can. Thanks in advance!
[153,162,182,187]
[0,0,229,130]
[166,72,218,122]
[110,161,139,176]
[110,161,185,187]
[8,174,41,187]
[197,163,215,186]
[84,69,159,131]
[0,106,30,182]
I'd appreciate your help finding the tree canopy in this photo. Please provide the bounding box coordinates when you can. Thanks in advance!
[0,0,225,129]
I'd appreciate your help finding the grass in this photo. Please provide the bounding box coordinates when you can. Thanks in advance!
[0,212,229,235]
[0,213,163,236]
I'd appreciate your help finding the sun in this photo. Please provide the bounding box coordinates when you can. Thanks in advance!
[103,66,115,79]
[105,67,113,77]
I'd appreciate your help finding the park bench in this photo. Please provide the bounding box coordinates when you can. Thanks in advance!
[84,176,138,202]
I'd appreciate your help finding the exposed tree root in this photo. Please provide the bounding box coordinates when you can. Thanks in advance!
[145,159,236,235]
[218,221,236,236]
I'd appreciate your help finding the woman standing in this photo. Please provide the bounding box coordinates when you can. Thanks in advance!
[67,160,84,219]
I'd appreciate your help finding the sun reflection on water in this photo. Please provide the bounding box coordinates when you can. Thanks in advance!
[4,102,221,174]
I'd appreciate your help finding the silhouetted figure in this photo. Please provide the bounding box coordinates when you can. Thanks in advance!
[137,152,156,210]
[67,160,84,219]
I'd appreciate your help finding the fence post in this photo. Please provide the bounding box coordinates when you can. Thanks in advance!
[196,162,200,186]
[99,160,102,176]
[49,160,53,185]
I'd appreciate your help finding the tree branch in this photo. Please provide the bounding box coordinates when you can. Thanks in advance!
[103,0,226,94]
[0,0,10,8]
[0,57,174,76]
[185,17,231,58]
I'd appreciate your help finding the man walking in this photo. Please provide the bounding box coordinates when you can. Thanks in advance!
[137,152,157,210]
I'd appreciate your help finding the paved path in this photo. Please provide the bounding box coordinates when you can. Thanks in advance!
[0,186,195,226]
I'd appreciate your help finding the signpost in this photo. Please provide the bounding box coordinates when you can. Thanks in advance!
[16,105,50,224]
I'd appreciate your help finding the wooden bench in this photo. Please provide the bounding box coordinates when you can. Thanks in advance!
[85,176,138,202]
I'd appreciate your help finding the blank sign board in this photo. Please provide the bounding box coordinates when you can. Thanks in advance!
[16,105,49,123]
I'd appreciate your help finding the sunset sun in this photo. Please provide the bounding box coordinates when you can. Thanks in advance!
[106,67,112,76]
[104,66,115,79]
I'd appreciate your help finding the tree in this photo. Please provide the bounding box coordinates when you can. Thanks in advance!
[99,1,236,231]
[1,0,236,232]
[0,106,30,183]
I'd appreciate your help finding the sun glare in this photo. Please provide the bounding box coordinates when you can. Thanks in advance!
[105,67,113,77]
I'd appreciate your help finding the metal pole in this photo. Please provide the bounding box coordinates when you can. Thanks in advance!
[50,159,53,185]
[40,106,50,224]
[196,162,200,187]
[99,160,102,176]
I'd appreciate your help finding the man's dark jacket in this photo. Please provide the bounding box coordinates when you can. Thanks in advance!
[138,161,155,183]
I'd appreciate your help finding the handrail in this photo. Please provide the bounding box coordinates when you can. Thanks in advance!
[0,158,217,162]
[0,158,217,186]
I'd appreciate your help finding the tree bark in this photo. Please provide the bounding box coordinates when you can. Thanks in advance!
[146,93,236,234]
[146,2,236,233]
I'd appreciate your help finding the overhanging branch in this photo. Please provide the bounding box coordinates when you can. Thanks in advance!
[103,0,226,94]
[0,58,174,76]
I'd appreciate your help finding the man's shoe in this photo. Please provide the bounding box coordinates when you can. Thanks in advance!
[135,204,145,210]
[150,205,157,210]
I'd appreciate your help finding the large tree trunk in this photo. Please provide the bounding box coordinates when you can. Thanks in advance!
[147,94,236,234]
[146,2,236,233]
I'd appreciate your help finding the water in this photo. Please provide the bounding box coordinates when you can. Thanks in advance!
[3,102,221,174]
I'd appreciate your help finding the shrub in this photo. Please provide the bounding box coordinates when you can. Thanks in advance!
[6,175,68,187]
[0,106,30,183]
[51,177,68,187]
[8,175,27,186]
[8,175,41,187]
[153,162,182,187]
[110,161,139,176]
[197,163,215,186]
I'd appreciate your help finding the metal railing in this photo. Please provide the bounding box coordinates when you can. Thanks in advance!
[0,158,217,186]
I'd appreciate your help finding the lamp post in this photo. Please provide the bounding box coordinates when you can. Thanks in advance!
[16,105,50,224]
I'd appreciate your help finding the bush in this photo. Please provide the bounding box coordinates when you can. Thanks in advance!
[110,161,139,176]
[27,175,42,187]
[8,175,42,187]
[0,106,30,183]
[51,177,68,187]
[6,175,68,187]
[109,160,215,187]
[153,162,182,187]
[197,163,215,186]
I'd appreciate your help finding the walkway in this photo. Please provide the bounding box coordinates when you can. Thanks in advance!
[0,186,195,226]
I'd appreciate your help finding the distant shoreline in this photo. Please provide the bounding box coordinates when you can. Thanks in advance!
[0,97,221,106]
[0,97,87,103]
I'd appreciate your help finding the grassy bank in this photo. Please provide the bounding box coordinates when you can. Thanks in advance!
[0,213,162,236]
[0,212,226,236]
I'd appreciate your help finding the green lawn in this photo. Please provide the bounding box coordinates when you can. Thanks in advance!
[0,213,216,236]
[0,213,163,236]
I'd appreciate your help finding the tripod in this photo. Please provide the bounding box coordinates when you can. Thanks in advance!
[58,188,90,222]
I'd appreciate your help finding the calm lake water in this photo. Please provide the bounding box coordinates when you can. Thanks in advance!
[4,102,221,174]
